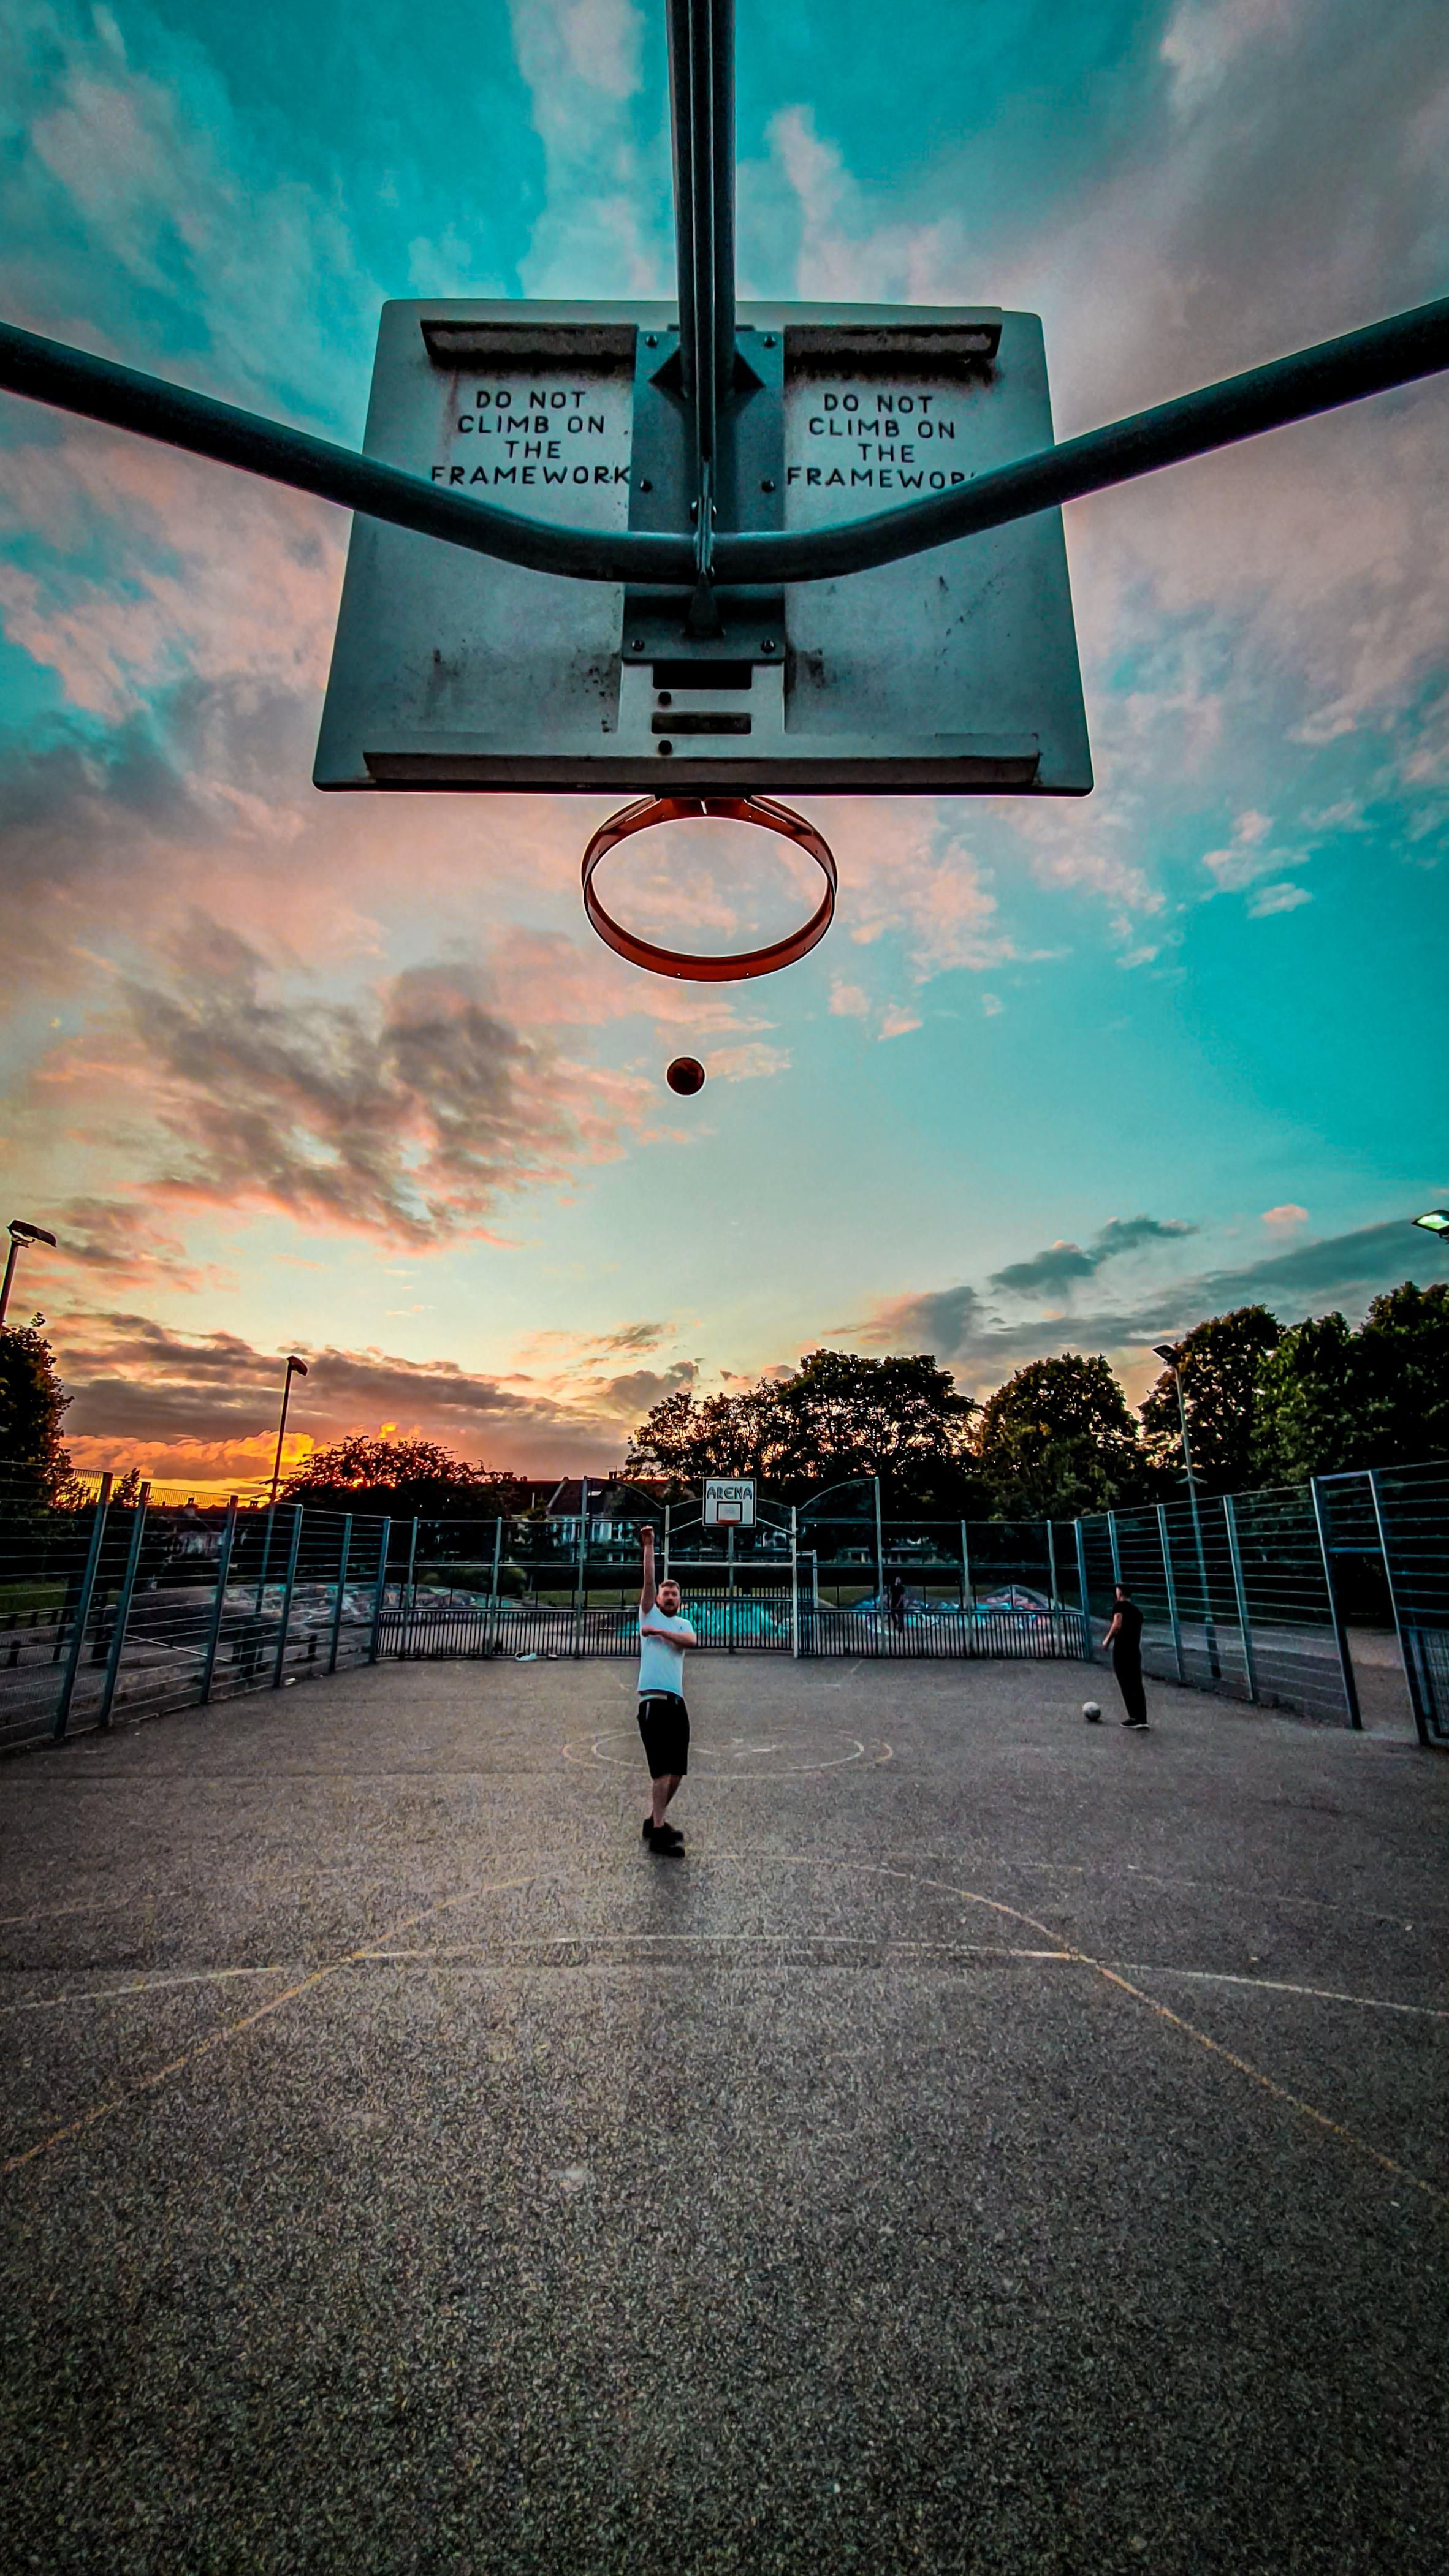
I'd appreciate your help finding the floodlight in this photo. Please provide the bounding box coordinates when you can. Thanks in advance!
[1412,1209,1449,1236]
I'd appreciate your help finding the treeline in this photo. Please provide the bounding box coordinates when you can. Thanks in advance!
[4,1286,1446,1523]
[625,1284,1449,1517]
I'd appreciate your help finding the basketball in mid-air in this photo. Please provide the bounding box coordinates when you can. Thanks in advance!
[666,1058,705,1096]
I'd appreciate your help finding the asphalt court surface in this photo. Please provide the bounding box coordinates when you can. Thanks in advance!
[2,1656,1447,2575]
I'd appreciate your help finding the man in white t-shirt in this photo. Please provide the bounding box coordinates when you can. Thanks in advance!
[637,1524,697,1855]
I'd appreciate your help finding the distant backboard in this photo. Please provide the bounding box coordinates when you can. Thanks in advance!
[704,1477,756,1529]
[315,300,1092,797]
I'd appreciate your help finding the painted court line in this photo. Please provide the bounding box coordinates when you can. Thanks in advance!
[0,1965,299,2015]
[0,1871,539,2177]
[1109,1964,1449,2019]
[772,1855,1449,2212]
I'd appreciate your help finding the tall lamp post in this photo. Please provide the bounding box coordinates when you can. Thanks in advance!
[0,1218,58,1328]
[269,1355,309,1506]
[1153,1340,1220,1680]
[256,1356,308,1614]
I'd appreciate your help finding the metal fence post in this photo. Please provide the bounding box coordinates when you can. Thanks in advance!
[53,1474,113,1740]
[959,1520,972,1612]
[790,1504,799,1659]
[1107,1512,1122,1587]
[270,1506,303,1688]
[98,1481,150,1727]
[663,1499,671,1580]
[367,1517,392,1662]
[485,1512,503,1657]
[1074,1521,1091,1660]
[1367,1469,1428,1748]
[1046,1520,1059,1604]
[200,1497,239,1704]
[1157,1502,1185,1683]
[405,1515,419,1613]
[327,1513,352,1673]
[1310,1477,1360,1729]
[1223,1493,1258,1702]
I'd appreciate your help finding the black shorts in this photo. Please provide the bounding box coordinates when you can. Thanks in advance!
[637,1692,690,1779]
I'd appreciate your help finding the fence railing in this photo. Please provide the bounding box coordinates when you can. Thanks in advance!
[3,1460,1445,1752]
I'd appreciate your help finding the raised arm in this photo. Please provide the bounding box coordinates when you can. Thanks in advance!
[640,1523,658,1618]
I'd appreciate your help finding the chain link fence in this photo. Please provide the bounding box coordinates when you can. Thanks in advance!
[3,1460,1445,1752]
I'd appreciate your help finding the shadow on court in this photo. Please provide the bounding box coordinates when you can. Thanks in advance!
[2,1658,1446,2574]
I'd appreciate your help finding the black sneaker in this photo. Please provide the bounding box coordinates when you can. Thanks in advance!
[1121,1716,1149,1729]
[642,1814,655,1840]
[650,1822,685,1855]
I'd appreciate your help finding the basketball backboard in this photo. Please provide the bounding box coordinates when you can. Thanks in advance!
[314,298,1092,798]
[704,1477,756,1529]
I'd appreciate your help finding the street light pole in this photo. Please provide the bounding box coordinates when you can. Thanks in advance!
[269,1355,309,1506]
[1154,1341,1220,1681]
[257,1355,308,1616]
[0,1219,58,1328]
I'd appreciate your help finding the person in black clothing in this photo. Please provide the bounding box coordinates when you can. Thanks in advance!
[1103,1583,1149,1727]
[888,1572,907,1637]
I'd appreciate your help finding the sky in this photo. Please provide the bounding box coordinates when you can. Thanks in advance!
[1,0,1447,1491]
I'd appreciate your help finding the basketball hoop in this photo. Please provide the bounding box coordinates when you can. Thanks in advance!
[581,793,837,983]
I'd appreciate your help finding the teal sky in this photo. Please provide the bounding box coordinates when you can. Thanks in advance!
[1,0,1446,1488]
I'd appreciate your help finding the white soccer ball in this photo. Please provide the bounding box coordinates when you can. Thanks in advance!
[1082,1701,1103,1722]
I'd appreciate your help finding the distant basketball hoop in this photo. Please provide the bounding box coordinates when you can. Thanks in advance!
[581,794,837,983]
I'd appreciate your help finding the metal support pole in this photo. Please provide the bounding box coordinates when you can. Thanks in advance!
[1157,1502,1185,1684]
[726,1519,736,1654]
[574,1477,589,1659]
[271,1507,303,1688]
[486,1512,504,1657]
[663,1500,672,1580]
[327,1513,352,1674]
[54,1474,112,1738]
[405,1515,419,1613]
[1310,1477,1361,1729]
[1222,1493,1257,1702]
[1074,1521,1091,1661]
[367,1518,392,1664]
[1046,1521,1059,1605]
[873,1476,884,1617]
[6,300,1449,593]
[960,1520,972,1616]
[790,1504,799,1660]
[97,1481,150,1727]
[0,1235,18,1328]
[1107,1512,1122,1587]
[666,0,736,534]
[200,1498,239,1705]
[1367,1469,1429,1748]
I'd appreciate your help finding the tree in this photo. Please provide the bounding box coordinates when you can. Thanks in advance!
[628,1350,981,1509]
[973,1353,1148,1518]
[1140,1307,1281,1490]
[765,1350,977,1505]
[1252,1281,1449,1484]
[0,1316,74,1510]
[281,1436,519,1518]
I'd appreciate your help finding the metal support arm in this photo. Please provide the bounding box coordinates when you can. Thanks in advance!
[2,297,1447,592]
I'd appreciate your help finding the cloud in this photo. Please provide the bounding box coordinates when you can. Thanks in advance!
[845,1285,984,1359]
[835,1217,1435,1395]
[47,1194,221,1292]
[1262,1203,1309,1229]
[1246,881,1314,916]
[45,917,653,1243]
[877,1007,922,1040]
[990,1214,1197,1300]
[702,1042,792,1083]
[48,1303,673,1480]
[829,982,870,1018]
